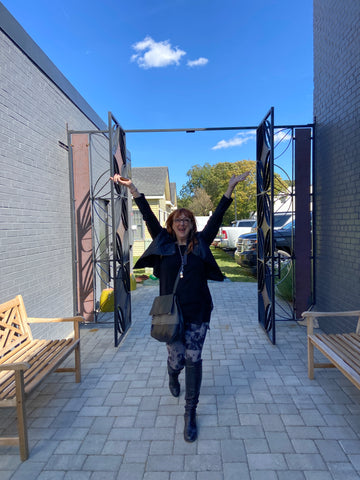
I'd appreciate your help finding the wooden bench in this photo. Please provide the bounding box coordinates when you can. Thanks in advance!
[0,295,82,461]
[301,309,360,389]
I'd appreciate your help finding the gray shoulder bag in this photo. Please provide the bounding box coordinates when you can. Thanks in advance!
[149,254,186,343]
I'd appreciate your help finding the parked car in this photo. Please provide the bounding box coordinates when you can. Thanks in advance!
[218,219,256,250]
[249,211,293,233]
[234,221,294,275]
[211,232,222,248]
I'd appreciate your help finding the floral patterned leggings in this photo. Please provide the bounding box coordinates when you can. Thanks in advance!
[167,322,209,371]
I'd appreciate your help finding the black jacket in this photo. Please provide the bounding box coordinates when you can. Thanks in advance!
[134,194,232,282]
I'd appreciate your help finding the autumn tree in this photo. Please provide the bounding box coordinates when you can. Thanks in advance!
[187,188,214,216]
[178,160,290,225]
[179,160,257,225]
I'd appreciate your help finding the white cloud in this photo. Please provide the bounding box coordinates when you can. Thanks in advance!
[187,57,209,67]
[131,36,186,69]
[212,131,256,150]
[274,129,292,144]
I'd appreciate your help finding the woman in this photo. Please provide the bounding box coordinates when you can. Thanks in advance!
[111,172,250,442]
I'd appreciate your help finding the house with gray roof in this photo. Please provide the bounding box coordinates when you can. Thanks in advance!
[131,167,177,257]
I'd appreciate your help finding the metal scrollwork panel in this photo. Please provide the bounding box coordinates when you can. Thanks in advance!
[110,116,132,347]
[257,109,275,344]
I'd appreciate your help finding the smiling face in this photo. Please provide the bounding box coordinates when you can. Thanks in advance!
[172,214,192,245]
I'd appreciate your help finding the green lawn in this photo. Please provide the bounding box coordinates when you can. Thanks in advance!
[210,247,256,283]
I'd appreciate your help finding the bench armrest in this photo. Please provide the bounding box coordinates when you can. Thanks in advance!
[26,316,84,323]
[0,362,31,372]
[302,310,360,318]
[27,316,83,341]
[302,310,360,335]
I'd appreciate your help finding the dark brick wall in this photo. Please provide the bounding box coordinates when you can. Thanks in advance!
[313,0,360,332]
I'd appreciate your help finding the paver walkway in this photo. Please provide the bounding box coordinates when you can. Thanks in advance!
[1,282,360,479]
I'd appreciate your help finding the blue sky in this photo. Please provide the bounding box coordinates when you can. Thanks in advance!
[2,0,313,193]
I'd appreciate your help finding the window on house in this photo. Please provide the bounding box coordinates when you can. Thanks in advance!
[132,210,144,240]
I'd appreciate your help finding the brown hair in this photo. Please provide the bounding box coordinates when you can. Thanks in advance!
[166,208,198,252]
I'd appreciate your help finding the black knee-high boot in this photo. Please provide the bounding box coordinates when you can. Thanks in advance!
[184,359,202,442]
[167,361,181,397]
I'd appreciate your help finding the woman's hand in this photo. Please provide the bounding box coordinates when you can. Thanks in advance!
[110,174,140,197]
[110,173,131,187]
[224,171,251,198]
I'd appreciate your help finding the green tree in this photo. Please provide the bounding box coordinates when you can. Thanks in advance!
[178,160,291,225]
[179,160,257,225]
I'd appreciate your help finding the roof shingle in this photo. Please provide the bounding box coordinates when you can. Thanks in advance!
[131,166,170,197]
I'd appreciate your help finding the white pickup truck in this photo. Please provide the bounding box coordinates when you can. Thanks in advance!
[219,219,255,250]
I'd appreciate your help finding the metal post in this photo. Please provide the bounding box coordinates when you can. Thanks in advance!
[67,125,79,316]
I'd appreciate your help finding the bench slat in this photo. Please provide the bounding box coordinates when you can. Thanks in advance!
[332,334,360,367]
[0,339,79,400]
[318,334,360,373]
[23,340,74,386]
[309,334,360,389]
[0,338,32,365]
[0,341,49,395]
[25,341,79,393]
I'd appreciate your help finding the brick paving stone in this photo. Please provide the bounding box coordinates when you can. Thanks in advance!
[8,462,45,480]
[82,454,122,471]
[230,425,265,439]
[90,474,116,480]
[251,471,278,480]
[244,438,269,454]
[64,472,91,480]
[108,427,142,441]
[38,473,65,480]
[147,454,184,471]
[303,473,334,480]
[150,440,174,455]
[247,453,287,470]
[291,439,318,454]
[143,473,170,480]
[78,434,107,455]
[266,431,294,453]
[319,426,358,440]
[116,463,145,480]
[315,439,348,462]
[339,438,360,453]
[197,473,224,480]
[101,439,127,455]
[326,461,360,479]
[173,436,197,454]
[223,462,250,480]
[348,454,360,470]
[277,472,306,480]
[184,454,222,471]
[220,439,246,462]
[54,440,82,455]
[285,453,327,470]
[170,472,196,480]
[45,454,87,470]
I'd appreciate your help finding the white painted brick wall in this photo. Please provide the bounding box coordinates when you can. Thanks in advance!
[313,0,360,333]
[0,30,110,338]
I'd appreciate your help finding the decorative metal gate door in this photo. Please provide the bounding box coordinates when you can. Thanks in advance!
[256,108,276,344]
[109,114,132,347]
[68,113,132,347]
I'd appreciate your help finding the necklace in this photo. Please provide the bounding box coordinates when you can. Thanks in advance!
[177,244,187,279]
